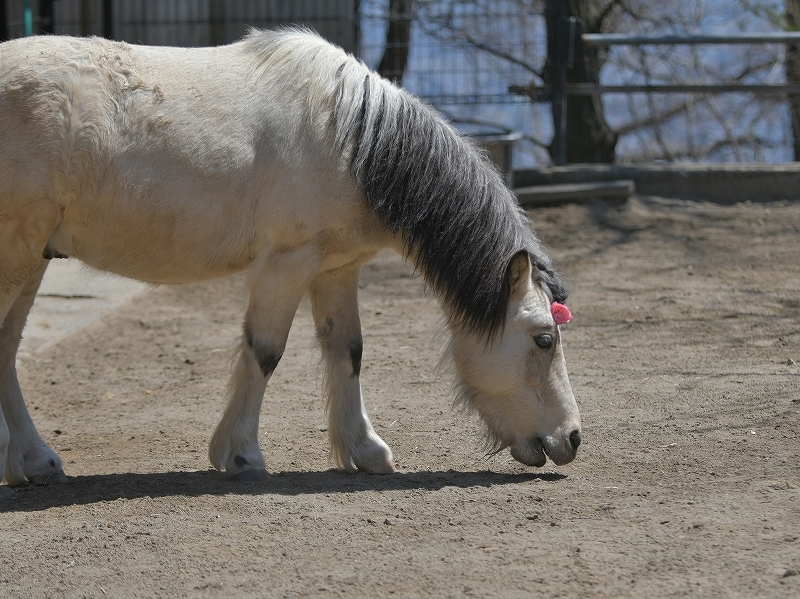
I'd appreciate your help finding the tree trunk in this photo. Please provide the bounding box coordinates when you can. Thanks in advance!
[377,0,413,84]
[786,0,800,160]
[545,0,617,164]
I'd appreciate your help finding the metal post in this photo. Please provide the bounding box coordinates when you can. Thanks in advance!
[23,0,32,36]
[102,0,113,39]
[0,0,8,41]
[550,0,568,166]
[80,0,90,36]
[209,0,224,46]
[40,0,55,34]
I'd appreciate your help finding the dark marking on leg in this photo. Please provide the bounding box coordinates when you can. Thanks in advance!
[243,322,282,377]
[348,337,363,377]
[42,246,68,260]
[244,322,254,349]
[254,345,281,377]
[234,455,249,468]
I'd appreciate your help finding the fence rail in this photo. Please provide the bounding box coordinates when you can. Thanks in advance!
[583,32,800,47]
[512,83,800,96]
[539,0,800,165]
[2,1,799,166]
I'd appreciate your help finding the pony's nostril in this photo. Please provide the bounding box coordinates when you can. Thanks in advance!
[569,429,582,450]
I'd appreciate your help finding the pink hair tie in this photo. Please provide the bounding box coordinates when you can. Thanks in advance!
[551,302,573,325]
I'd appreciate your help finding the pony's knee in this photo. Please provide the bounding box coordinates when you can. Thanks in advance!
[243,322,283,377]
[317,320,363,377]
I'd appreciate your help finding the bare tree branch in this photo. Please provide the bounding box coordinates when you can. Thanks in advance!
[416,18,543,77]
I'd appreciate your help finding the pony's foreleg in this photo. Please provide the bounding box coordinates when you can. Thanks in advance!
[208,249,320,482]
[0,258,68,486]
[310,265,395,474]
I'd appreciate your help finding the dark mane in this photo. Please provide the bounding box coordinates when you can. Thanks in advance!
[332,59,567,337]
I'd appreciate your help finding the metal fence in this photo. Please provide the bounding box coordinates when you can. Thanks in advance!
[362,0,550,167]
[0,0,541,106]
[2,0,360,51]
[362,0,545,106]
[3,1,795,166]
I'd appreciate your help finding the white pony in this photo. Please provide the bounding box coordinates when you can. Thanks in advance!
[0,29,581,485]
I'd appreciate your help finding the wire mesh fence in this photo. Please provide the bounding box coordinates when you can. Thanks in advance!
[46,0,361,52]
[3,1,541,105]
[359,0,550,165]
[3,1,792,166]
[0,0,546,105]
[361,0,545,106]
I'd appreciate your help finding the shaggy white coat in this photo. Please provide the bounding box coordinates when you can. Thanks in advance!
[0,30,580,485]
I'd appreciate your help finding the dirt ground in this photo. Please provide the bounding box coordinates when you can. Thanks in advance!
[1,196,799,598]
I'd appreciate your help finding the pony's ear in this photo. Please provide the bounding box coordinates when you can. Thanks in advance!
[507,251,531,298]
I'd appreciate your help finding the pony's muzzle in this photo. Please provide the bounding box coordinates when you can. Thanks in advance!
[510,437,547,467]
[546,427,582,466]
[511,427,582,468]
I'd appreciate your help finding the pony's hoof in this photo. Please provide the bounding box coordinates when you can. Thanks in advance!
[362,461,396,474]
[350,434,395,474]
[27,469,69,485]
[230,468,269,483]
[0,486,14,499]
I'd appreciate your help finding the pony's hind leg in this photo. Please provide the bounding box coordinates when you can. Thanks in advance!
[0,258,67,486]
[310,264,395,474]
[208,247,321,481]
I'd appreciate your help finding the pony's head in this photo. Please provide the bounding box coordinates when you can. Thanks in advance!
[449,251,581,467]
[316,42,581,466]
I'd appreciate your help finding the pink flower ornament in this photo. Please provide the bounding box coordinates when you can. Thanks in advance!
[551,302,573,326]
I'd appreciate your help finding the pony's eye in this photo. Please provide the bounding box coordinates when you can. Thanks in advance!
[534,334,553,350]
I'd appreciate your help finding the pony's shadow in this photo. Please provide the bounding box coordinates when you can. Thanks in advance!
[1,469,567,512]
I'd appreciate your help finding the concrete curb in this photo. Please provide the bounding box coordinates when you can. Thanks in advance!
[513,163,800,204]
[516,180,635,206]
